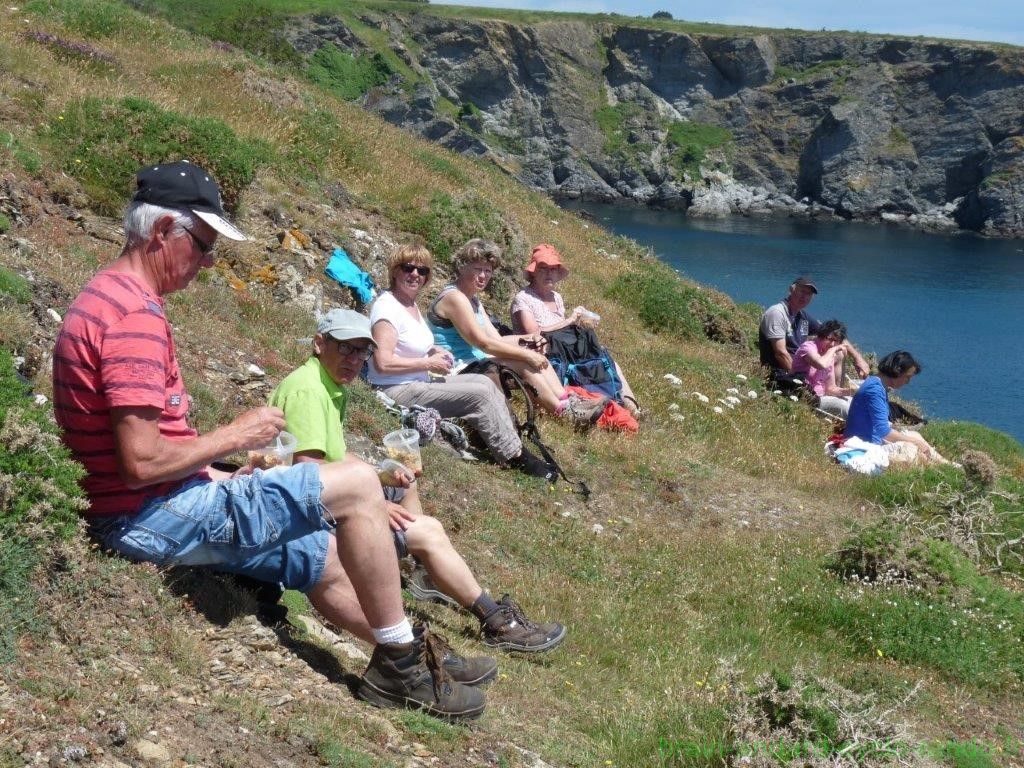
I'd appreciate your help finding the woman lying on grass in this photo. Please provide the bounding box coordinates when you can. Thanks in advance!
[426,238,607,429]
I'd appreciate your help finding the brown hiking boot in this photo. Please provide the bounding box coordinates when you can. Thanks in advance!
[480,594,567,653]
[413,623,498,687]
[564,393,609,430]
[357,628,486,720]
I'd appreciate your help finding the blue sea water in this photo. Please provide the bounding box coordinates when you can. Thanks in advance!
[563,202,1024,443]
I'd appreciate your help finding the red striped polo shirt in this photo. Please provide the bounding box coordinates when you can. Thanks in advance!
[53,269,199,517]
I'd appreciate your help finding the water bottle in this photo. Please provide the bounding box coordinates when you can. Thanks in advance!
[578,309,600,324]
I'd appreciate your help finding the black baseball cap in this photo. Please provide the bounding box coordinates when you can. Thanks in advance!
[792,276,818,293]
[132,160,246,241]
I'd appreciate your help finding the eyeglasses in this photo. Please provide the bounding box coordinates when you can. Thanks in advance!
[181,225,215,257]
[398,263,431,277]
[334,339,376,360]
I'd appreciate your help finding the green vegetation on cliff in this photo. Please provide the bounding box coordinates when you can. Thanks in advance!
[665,120,733,178]
[307,45,393,101]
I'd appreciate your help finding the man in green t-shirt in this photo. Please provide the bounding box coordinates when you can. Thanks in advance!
[270,309,566,656]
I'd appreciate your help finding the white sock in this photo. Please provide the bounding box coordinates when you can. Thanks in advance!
[371,618,414,645]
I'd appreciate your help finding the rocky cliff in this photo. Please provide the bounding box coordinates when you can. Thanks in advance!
[288,10,1024,237]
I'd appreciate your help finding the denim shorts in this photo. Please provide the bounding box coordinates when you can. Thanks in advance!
[87,463,332,593]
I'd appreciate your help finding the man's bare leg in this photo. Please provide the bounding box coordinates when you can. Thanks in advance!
[403,512,484,607]
[307,536,374,643]
[317,460,405,629]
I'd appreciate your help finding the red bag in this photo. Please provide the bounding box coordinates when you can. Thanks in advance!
[565,386,638,433]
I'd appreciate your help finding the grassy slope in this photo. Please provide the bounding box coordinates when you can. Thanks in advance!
[1,2,1023,767]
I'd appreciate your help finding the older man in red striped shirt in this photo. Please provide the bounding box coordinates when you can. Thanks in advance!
[52,160,486,721]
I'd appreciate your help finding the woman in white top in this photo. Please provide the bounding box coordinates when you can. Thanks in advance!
[367,244,555,479]
[510,243,639,415]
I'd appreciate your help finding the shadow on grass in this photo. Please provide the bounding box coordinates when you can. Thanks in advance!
[161,566,362,693]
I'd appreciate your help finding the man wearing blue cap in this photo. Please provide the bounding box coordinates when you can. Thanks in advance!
[53,160,485,720]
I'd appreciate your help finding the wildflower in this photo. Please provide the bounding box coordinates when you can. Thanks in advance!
[725,396,741,406]
[591,523,604,534]
[713,406,724,414]
[789,395,799,402]
[773,389,783,395]
[668,402,680,411]
[747,390,758,399]
[726,387,739,395]
[693,392,709,403]
[663,373,682,386]
[735,373,748,381]
[670,413,685,422]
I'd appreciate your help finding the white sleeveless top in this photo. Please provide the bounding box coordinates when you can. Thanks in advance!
[366,291,434,386]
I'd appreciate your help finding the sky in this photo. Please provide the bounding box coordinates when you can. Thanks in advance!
[438,0,1024,46]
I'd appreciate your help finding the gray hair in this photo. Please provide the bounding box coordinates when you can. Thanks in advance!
[122,201,198,247]
[452,238,503,275]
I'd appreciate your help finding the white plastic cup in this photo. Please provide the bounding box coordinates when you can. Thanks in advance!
[247,430,298,470]
[382,428,422,476]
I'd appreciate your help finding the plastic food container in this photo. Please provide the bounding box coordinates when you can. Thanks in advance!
[382,428,422,476]
[377,458,416,487]
[247,430,298,470]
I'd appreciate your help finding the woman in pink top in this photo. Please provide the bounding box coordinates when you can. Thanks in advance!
[510,244,639,415]
[790,319,857,418]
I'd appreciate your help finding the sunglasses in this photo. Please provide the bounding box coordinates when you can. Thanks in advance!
[334,339,376,360]
[181,225,215,256]
[398,263,431,277]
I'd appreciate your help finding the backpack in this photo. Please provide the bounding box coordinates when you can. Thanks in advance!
[543,325,623,403]
[459,359,591,499]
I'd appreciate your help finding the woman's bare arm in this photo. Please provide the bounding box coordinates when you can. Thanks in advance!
[436,291,547,369]
[371,320,451,376]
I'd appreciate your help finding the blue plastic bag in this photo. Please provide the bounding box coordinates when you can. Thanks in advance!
[325,248,376,305]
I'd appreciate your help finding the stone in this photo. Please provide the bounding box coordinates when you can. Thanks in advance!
[292,614,369,661]
[132,739,170,766]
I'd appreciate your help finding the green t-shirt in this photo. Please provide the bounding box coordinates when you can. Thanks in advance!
[269,357,348,462]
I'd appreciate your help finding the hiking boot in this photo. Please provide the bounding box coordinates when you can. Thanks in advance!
[563,394,609,430]
[481,594,567,653]
[413,623,497,687]
[509,446,557,482]
[357,628,486,720]
[404,563,461,609]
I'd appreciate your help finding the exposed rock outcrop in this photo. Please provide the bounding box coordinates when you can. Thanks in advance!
[285,12,1024,237]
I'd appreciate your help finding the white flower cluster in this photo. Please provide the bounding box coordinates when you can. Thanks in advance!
[663,372,761,421]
